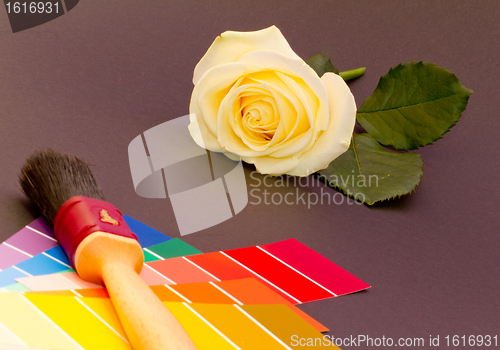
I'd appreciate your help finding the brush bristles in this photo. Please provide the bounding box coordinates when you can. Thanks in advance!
[20,149,106,226]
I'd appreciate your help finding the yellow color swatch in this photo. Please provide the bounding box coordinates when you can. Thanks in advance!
[79,297,128,340]
[25,294,132,350]
[164,302,237,350]
[190,303,286,350]
[0,319,27,348]
[0,293,80,350]
[242,304,338,349]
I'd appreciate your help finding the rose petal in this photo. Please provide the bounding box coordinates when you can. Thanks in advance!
[246,72,309,145]
[236,50,329,134]
[287,72,356,176]
[218,81,304,156]
[193,26,301,84]
[245,154,300,175]
[236,51,331,160]
[188,112,223,151]
[189,29,356,177]
[236,51,331,158]
[194,63,248,136]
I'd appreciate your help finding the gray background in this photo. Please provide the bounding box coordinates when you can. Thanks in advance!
[1,1,498,348]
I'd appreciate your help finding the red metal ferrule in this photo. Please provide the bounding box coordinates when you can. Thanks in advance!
[53,196,138,268]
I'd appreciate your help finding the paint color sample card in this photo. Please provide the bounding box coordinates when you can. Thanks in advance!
[15,238,203,291]
[18,239,369,304]
[0,238,201,289]
[0,246,73,289]
[122,215,173,248]
[260,239,371,297]
[0,215,171,270]
[0,215,188,290]
[151,238,370,303]
[0,293,337,350]
[23,277,328,332]
[0,218,57,271]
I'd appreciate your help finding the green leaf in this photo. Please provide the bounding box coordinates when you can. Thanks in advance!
[318,134,423,205]
[306,54,339,77]
[357,62,472,150]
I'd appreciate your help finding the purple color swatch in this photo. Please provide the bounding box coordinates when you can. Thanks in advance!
[0,244,31,270]
[5,227,58,256]
[26,217,55,239]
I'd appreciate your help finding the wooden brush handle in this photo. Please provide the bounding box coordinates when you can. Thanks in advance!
[75,232,197,350]
[102,262,196,350]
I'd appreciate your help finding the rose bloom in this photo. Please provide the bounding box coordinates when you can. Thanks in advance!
[189,26,356,176]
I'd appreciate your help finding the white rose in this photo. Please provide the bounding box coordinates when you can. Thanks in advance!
[188,25,356,176]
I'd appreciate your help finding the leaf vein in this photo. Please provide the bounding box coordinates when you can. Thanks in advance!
[357,92,464,114]
[352,137,363,177]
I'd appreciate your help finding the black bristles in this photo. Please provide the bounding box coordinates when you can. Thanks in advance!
[20,149,106,226]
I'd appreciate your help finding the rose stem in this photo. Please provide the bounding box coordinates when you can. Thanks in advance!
[339,67,366,81]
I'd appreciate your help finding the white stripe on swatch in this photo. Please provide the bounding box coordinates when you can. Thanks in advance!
[208,282,243,305]
[0,319,28,347]
[182,257,221,282]
[165,285,192,304]
[143,264,176,285]
[18,294,85,350]
[256,246,337,297]
[2,243,33,258]
[25,226,57,242]
[182,302,242,350]
[143,248,165,261]
[42,252,72,269]
[219,251,302,304]
[73,297,129,344]
[11,266,32,277]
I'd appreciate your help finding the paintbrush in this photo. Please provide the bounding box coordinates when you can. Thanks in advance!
[20,149,197,350]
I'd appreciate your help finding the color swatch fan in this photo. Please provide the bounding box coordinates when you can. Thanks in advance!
[0,215,370,349]
[0,147,370,350]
